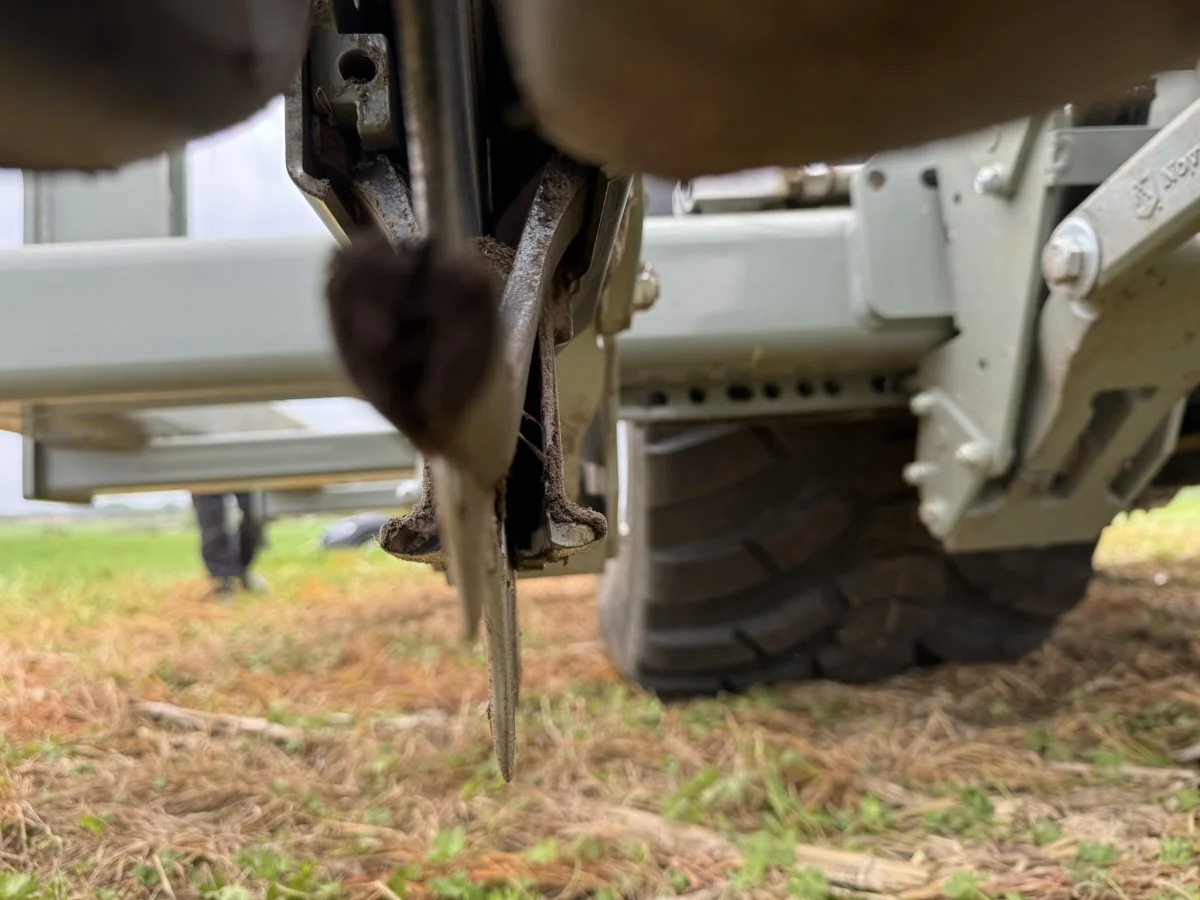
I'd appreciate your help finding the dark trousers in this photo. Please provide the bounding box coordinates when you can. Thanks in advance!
[192,492,263,580]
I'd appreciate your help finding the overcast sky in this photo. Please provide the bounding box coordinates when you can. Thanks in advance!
[0,97,394,513]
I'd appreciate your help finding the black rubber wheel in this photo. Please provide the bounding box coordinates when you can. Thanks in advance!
[598,416,1098,696]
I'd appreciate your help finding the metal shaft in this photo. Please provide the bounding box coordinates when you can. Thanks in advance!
[394,0,483,243]
[391,0,521,781]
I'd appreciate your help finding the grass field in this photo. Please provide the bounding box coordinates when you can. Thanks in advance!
[6,498,1200,899]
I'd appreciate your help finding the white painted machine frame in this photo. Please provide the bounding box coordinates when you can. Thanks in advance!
[10,70,1200,562]
[2,149,943,507]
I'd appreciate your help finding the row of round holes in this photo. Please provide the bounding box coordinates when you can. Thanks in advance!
[642,375,901,407]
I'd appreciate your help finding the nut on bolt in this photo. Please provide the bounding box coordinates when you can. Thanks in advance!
[1040,216,1101,297]
[633,261,661,312]
[1042,236,1086,285]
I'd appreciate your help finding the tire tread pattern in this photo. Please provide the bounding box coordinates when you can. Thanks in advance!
[598,418,1096,696]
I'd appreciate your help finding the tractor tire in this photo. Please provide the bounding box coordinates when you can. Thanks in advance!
[598,416,1097,696]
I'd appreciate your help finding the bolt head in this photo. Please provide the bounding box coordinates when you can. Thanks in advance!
[909,392,937,416]
[954,441,992,470]
[633,262,661,312]
[902,462,935,486]
[1042,237,1086,285]
[973,165,1006,196]
[918,500,949,535]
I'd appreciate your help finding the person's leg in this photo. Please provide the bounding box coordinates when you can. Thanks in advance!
[233,491,269,592]
[192,493,239,598]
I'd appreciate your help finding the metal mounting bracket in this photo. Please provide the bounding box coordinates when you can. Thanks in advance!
[927,92,1200,549]
[906,114,1070,538]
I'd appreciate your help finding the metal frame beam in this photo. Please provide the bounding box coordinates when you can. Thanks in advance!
[23,150,186,244]
[8,83,1195,541]
[620,209,952,392]
[0,214,953,405]
[25,430,417,502]
[0,236,349,404]
[2,210,949,502]
[7,69,1200,581]
[262,480,419,518]
[17,401,313,450]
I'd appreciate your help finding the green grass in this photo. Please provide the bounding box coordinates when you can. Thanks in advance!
[0,516,413,636]
[0,477,1192,604]
[0,516,395,587]
[1098,486,1200,564]
[3,496,1200,898]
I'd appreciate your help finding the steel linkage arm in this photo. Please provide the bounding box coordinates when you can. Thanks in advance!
[1043,97,1200,299]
